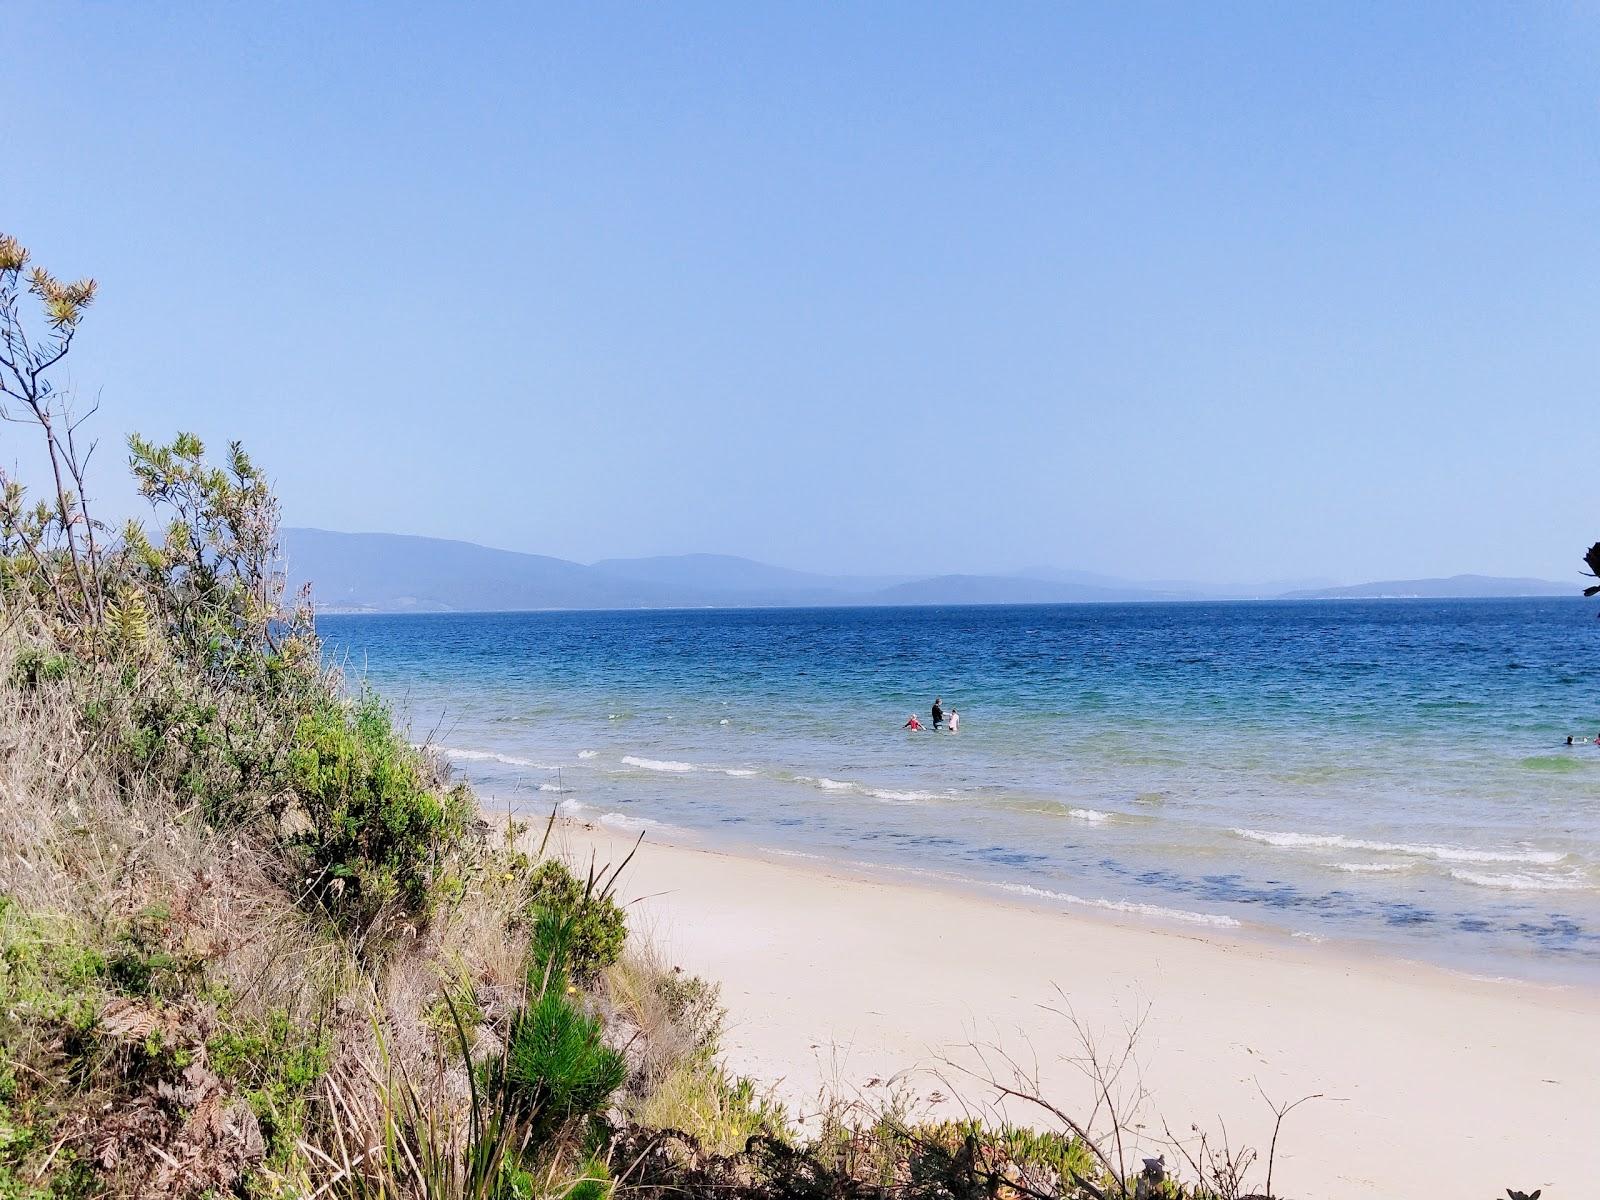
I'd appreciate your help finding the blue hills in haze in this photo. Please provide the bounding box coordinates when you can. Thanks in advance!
[283,528,1573,613]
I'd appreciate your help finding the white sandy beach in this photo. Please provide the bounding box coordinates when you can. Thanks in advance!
[549,818,1599,1200]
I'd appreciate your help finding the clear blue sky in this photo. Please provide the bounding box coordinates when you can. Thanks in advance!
[5,3,1598,584]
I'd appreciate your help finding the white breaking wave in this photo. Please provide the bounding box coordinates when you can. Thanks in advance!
[603,759,768,781]
[845,859,961,883]
[578,750,598,759]
[560,797,670,834]
[991,881,1242,928]
[621,761,756,778]
[1329,861,1413,874]
[864,788,941,804]
[1448,868,1590,892]
[439,746,561,770]
[536,783,569,793]
[795,777,940,804]
[1233,828,1565,866]
[621,756,697,773]
[1067,808,1114,823]
[599,811,664,832]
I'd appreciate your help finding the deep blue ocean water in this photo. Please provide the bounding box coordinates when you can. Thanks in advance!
[321,599,1600,982]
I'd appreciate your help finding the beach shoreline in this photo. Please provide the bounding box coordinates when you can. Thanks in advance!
[357,599,1600,983]
[530,811,1600,1200]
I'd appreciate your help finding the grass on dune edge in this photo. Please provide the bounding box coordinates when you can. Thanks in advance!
[0,226,1492,1200]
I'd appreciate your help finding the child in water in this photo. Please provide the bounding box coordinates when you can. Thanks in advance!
[904,714,924,731]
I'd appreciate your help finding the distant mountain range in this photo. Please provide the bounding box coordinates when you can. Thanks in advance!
[1278,575,1574,600]
[281,528,1576,613]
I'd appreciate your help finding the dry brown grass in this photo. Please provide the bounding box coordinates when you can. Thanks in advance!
[0,627,353,1195]
[0,628,350,1024]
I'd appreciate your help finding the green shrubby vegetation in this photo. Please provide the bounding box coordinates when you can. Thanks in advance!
[0,230,1331,1200]
[286,694,474,938]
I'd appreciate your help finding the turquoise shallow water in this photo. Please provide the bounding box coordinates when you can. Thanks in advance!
[321,599,1600,982]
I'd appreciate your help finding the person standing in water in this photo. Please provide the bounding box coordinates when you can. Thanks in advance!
[947,709,959,733]
[931,698,943,729]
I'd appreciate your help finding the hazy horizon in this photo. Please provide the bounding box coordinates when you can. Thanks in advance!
[6,4,1597,583]
[284,524,1576,594]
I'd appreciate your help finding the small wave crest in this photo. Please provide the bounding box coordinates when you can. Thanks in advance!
[1067,808,1114,823]
[560,796,670,834]
[795,776,941,804]
[1234,828,1565,866]
[439,746,561,770]
[1448,868,1590,892]
[578,750,598,759]
[864,788,941,803]
[1328,861,1412,874]
[621,755,697,774]
[615,756,758,778]
[599,812,663,832]
[991,881,1241,928]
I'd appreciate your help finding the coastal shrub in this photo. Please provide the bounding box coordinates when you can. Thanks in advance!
[602,955,790,1154]
[0,904,108,1161]
[5,429,328,836]
[208,1005,332,1168]
[565,1156,614,1200]
[103,903,203,1000]
[502,907,627,1138]
[519,858,627,984]
[123,433,316,685]
[651,968,726,1056]
[600,953,724,1083]
[502,986,627,1138]
[617,1110,1151,1200]
[0,234,103,637]
[9,647,71,688]
[107,433,326,827]
[894,1121,1108,1199]
[97,653,296,826]
[0,899,273,1198]
[332,956,626,1200]
[286,693,473,936]
[0,902,104,1018]
[423,970,487,1046]
[0,1102,94,1200]
[632,1059,792,1156]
